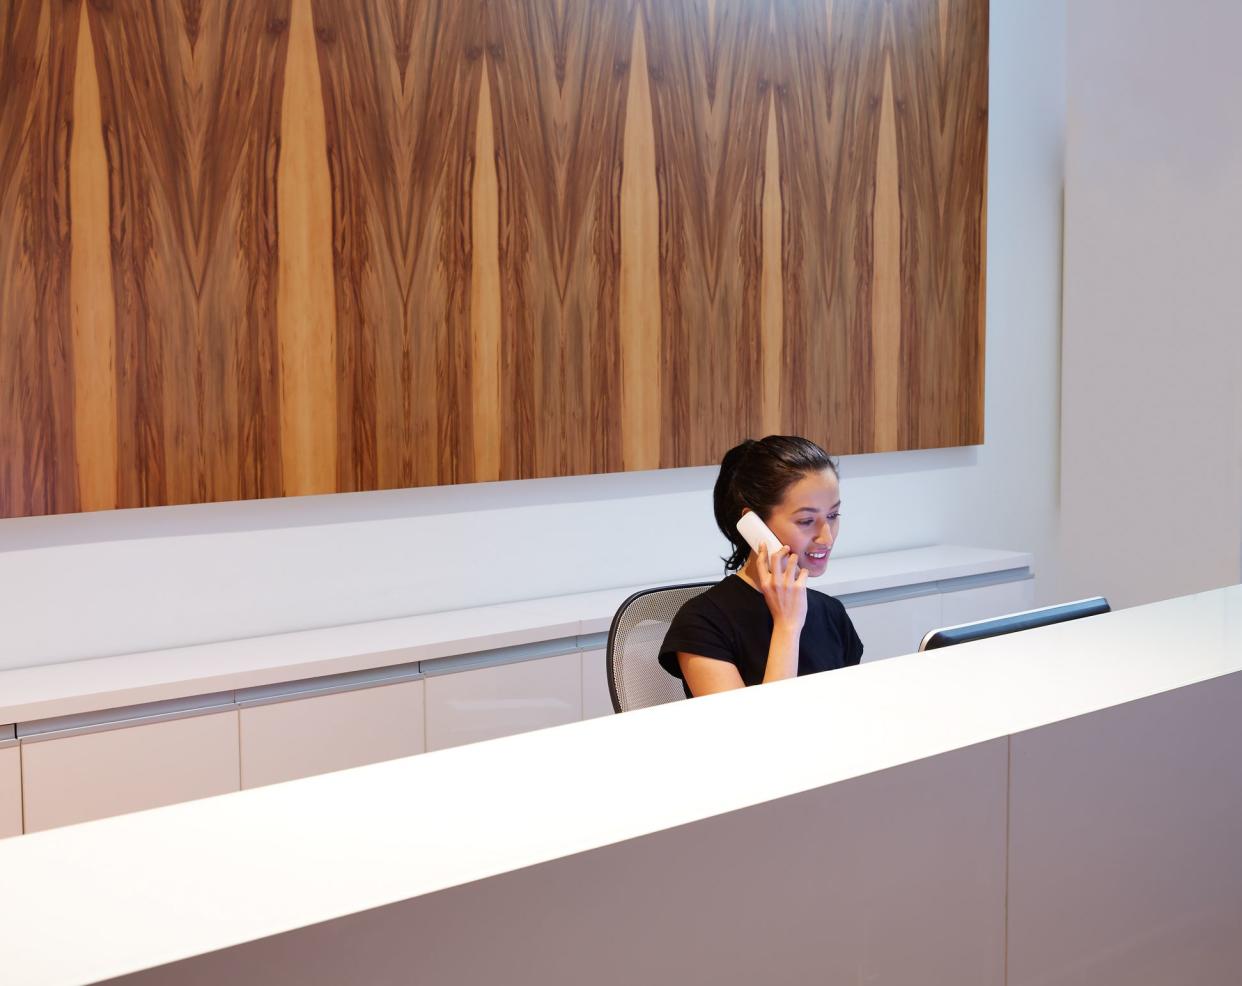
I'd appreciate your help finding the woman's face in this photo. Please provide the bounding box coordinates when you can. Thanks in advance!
[762,468,841,577]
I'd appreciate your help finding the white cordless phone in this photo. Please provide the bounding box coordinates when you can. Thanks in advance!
[736,511,785,569]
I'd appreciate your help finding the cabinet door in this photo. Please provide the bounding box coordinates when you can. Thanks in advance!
[581,648,615,719]
[844,592,944,662]
[0,745,20,838]
[240,680,425,789]
[939,578,1036,630]
[20,711,240,833]
[424,653,582,751]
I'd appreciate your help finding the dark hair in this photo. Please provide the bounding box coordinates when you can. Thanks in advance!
[713,435,838,573]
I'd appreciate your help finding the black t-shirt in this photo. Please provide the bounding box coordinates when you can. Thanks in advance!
[658,575,864,697]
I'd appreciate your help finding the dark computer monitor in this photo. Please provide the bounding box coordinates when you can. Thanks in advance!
[918,597,1111,652]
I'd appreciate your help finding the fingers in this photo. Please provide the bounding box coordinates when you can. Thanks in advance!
[759,543,790,577]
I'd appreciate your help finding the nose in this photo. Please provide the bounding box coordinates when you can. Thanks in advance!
[817,520,835,547]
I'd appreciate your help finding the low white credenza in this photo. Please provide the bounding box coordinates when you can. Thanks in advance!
[0,545,1032,836]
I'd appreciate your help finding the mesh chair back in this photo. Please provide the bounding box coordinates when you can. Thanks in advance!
[606,582,716,713]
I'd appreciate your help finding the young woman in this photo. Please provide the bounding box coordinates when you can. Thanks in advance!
[658,435,863,697]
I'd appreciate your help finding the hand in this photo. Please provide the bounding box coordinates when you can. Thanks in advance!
[755,543,808,633]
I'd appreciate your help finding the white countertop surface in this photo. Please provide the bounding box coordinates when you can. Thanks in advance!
[0,544,1031,724]
[1,581,1238,986]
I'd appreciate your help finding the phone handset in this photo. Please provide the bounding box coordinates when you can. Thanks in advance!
[736,511,785,571]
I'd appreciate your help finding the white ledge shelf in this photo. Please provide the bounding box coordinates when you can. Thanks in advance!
[0,545,1031,725]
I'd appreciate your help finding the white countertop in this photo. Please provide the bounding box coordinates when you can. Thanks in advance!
[1,582,1238,986]
[0,545,1030,724]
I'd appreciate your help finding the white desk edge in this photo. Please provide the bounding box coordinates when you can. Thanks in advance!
[2,582,1239,986]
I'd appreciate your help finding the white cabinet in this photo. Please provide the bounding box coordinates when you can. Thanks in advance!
[20,711,240,833]
[240,680,425,789]
[424,653,582,751]
[939,578,1035,630]
[581,648,615,719]
[844,591,944,662]
[0,744,21,838]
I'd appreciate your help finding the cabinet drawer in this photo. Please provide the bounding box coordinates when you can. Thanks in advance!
[240,680,425,789]
[425,653,582,751]
[845,592,944,662]
[0,744,20,838]
[940,578,1036,630]
[21,711,240,833]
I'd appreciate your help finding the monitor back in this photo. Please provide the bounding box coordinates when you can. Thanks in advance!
[919,597,1111,652]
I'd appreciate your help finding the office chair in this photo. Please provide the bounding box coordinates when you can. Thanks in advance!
[606,582,715,713]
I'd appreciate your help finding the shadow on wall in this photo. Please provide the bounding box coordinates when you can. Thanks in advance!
[0,447,978,554]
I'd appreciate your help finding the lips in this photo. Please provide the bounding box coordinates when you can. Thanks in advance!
[805,550,829,561]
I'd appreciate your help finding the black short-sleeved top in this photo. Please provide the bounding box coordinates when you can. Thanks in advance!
[658,575,863,697]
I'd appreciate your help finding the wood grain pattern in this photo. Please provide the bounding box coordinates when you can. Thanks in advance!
[0,0,989,517]
[486,0,634,479]
[0,0,82,517]
[890,0,989,449]
[470,61,502,484]
[311,0,485,491]
[69,0,118,511]
[619,9,661,473]
[277,0,337,497]
[760,84,783,439]
[86,0,292,506]
[643,0,771,467]
[871,35,902,453]
[772,0,888,454]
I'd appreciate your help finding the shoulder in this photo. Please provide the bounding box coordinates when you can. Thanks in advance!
[659,578,743,673]
[670,578,738,623]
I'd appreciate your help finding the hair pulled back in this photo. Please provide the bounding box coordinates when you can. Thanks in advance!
[713,435,838,573]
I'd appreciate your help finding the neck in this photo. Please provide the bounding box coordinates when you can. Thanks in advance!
[736,557,762,589]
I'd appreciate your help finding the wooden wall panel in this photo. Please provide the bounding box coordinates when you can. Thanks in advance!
[0,0,82,518]
[772,0,888,454]
[85,0,293,506]
[486,0,634,479]
[0,0,989,518]
[310,0,484,490]
[642,0,771,467]
[890,0,989,449]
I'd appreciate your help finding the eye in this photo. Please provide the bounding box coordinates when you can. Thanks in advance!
[828,511,840,521]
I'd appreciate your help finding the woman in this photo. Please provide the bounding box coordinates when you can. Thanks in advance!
[658,435,863,697]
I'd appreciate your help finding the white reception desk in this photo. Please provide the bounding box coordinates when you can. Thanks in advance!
[2,585,1240,986]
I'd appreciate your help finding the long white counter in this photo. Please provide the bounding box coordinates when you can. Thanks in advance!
[1,584,1239,985]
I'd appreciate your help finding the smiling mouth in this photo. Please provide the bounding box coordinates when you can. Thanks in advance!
[805,550,829,561]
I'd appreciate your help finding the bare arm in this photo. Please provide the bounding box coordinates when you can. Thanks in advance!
[677,652,745,696]
[679,544,807,696]
[754,543,807,684]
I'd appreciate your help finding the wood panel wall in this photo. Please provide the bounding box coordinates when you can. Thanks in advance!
[0,0,988,518]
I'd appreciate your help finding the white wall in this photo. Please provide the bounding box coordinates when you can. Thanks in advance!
[1060,0,1242,609]
[0,0,1068,671]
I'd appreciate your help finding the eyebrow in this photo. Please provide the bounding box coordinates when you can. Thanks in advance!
[793,502,841,514]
